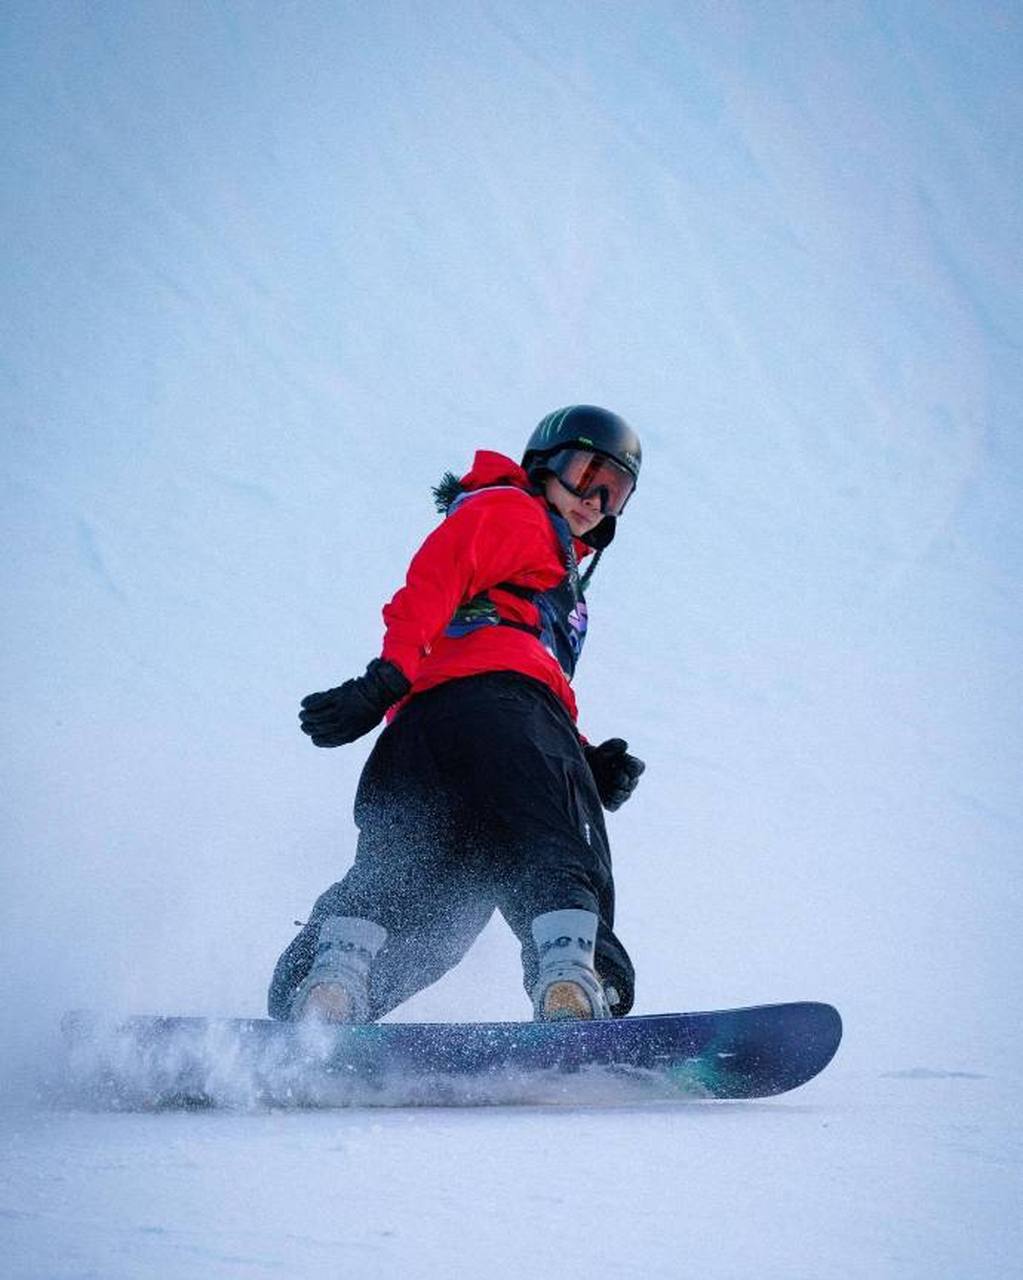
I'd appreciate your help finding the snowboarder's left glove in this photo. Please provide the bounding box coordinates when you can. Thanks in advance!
[299,659,411,747]
[584,738,645,811]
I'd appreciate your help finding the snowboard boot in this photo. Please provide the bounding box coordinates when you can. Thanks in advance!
[530,909,611,1021]
[289,915,387,1024]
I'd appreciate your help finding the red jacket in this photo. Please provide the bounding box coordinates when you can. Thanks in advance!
[380,451,592,723]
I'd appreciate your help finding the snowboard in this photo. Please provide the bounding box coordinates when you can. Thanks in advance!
[58,1002,841,1109]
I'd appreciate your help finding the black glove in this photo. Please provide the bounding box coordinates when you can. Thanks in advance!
[299,659,411,747]
[584,737,646,811]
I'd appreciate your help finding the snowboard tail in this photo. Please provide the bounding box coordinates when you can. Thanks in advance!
[58,1002,841,1110]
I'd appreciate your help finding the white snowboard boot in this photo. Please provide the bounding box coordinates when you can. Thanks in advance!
[531,909,611,1021]
[289,916,387,1024]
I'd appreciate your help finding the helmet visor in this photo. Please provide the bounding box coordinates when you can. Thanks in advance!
[546,448,636,517]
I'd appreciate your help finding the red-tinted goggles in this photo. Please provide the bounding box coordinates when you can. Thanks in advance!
[546,448,636,517]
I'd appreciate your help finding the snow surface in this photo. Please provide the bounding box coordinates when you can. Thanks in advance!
[2,0,1021,1275]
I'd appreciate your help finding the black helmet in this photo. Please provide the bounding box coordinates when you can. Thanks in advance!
[522,405,642,482]
[522,405,642,551]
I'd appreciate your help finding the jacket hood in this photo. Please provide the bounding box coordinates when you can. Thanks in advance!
[460,450,533,492]
[433,451,533,514]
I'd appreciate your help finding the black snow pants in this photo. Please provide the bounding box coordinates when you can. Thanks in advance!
[268,672,634,1020]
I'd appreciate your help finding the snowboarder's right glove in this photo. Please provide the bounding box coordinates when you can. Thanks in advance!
[299,658,411,747]
[584,738,646,811]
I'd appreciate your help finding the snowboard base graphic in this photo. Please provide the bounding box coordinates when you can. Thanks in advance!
[58,1001,842,1109]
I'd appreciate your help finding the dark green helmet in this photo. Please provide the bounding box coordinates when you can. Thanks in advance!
[522,405,642,483]
[522,405,642,552]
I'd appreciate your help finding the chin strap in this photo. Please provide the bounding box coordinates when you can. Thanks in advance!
[581,512,617,552]
[580,548,604,591]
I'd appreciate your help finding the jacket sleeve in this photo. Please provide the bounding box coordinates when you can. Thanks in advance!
[379,491,555,683]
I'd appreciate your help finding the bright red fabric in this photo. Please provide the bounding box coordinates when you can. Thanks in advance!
[379,450,591,723]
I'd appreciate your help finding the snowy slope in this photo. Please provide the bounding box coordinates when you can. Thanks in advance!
[2,1,1021,1276]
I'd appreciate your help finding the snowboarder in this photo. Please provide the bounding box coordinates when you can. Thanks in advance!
[269,405,646,1023]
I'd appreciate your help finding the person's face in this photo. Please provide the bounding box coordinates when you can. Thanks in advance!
[543,473,604,538]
